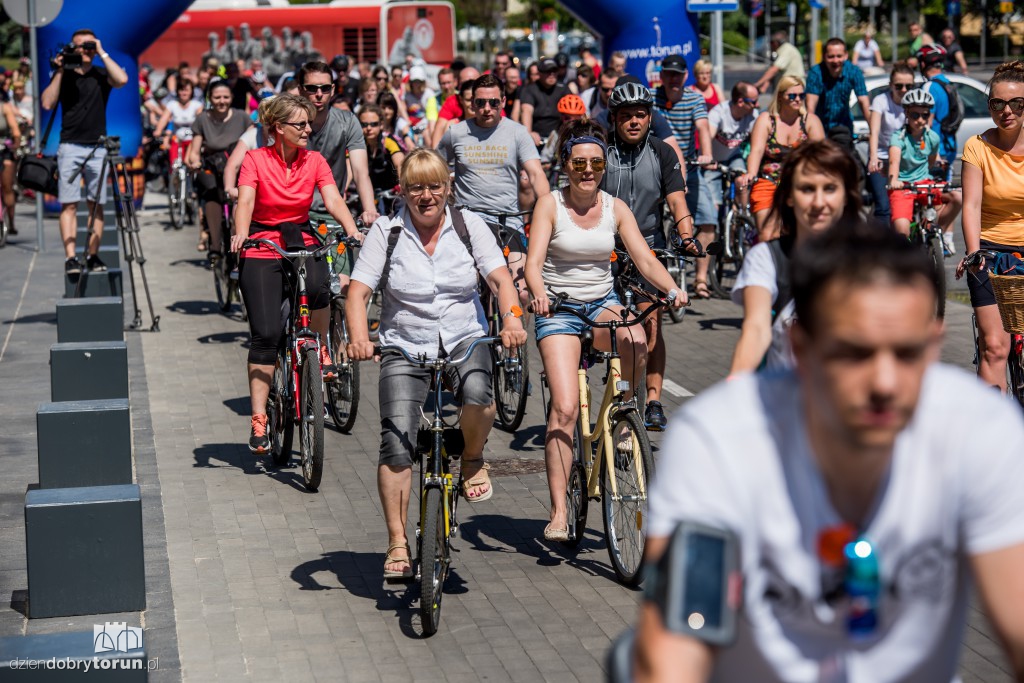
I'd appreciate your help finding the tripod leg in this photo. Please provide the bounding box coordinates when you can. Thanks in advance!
[112,156,161,332]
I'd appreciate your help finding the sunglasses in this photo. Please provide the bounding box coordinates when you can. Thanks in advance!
[785,92,805,101]
[474,97,502,109]
[302,84,334,95]
[375,76,388,82]
[280,120,311,131]
[906,111,930,121]
[569,157,606,173]
[989,97,1024,114]
[740,97,758,105]
[891,83,913,91]
[818,526,880,637]
[406,182,446,197]
[360,120,381,128]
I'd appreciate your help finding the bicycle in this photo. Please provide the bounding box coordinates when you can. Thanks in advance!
[537,293,672,585]
[166,128,196,230]
[965,249,1024,408]
[461,205,533,432]
[891,180,957,319]
[703,163,757,300]
[242,236,336,492]
[377,336,500,636]
[213,198,244,316]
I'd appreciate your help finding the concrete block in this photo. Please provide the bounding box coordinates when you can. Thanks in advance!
[26,484,146,618]
[37,399,131,489]
[56,298,124,343]
[76,227,119,248]
[64,269,123,299]
[49,342,128,402]
[0,630,148,681]
[75,245,121,270]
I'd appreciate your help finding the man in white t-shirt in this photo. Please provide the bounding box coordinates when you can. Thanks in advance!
[635,225,1024,682]
[706,81,758,211]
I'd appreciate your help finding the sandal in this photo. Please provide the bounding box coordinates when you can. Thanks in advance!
[693,278,711,299]
[197,230,209,252]
[460,459,493,502]
[383,542,413,580]
[543,523,569,542]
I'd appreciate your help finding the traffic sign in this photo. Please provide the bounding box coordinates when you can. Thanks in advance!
[810,0,826,8]
[2,0,62,27]
[687,0,740,11]
[1001,1,1014,12]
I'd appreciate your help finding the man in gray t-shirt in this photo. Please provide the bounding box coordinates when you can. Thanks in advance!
[438,74,549,299]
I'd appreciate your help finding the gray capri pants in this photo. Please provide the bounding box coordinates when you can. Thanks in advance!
[378,336,494,467]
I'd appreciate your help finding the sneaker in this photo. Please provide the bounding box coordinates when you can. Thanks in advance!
[942,233,956,258]
[249,414,270,454]
[86,254,108,272]
[65,257,84,276]
[319,344,337,382]
[644,401,667,432]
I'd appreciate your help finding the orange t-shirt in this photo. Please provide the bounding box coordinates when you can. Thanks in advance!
[961,134,1024,246]
[238,146,336,259]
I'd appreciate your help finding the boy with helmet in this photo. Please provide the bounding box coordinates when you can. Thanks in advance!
[887,86,962,237]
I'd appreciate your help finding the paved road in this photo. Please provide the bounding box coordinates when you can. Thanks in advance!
[0,194,1013,682]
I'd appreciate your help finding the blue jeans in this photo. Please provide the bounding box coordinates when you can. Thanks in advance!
[867,160,891,226]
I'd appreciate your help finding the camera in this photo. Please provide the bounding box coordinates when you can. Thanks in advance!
[61,44,82,69]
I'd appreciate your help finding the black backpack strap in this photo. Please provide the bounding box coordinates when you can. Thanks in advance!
[765,239,792,322]
[377,223,404,293]
[449,207,475,262]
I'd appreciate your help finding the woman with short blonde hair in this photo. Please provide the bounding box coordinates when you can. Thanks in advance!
[689,58,725,110]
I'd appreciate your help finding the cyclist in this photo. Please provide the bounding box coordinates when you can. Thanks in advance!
[729,140,862,374]
[520,58,571,148]
[754,31,806,94]
[437,74,550,302]
[581,69,618,121]
[689,59,725,114]
[957,61,1024,390]
[539,93,586,172]
[887,88,962,238]
[359,104,405,213]
[525,121,685,542]
[403,65,438,145]
[379,91,416,152]
[706,81,759,226]
[230,94,355,453]
[346,149,526,580]
[187,80,251,254]
[866,63,914,227]
[153,78,203,164]
[804,38,870,150]
[601,81,693,430]
[739,76,825,241]
[637,224,1024,682]
[918,43,963,254]
[429,66,481,147]
[0,92,21,237]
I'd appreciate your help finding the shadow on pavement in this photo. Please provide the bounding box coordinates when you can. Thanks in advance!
[192,443,261,474]
[2,312,56,325]
[167,300,221,316]
[222,396,249,416]
[698,317,743,331]
[508,424,545,451]
[197,331,250,347]
[168,258,209,270]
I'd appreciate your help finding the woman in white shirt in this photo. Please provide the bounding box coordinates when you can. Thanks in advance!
[346,149,526,580]
[524,121,684,542]
[853,30,884,72]
[867,63,914,226]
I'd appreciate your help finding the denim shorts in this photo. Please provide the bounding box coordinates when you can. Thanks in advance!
[685,166,718,227]
[535,289,622,341]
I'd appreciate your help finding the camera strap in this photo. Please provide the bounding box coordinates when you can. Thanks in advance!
[39,103,58,151]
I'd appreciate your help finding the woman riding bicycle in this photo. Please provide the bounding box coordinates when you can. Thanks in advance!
[187,79,251,254]
[729,140,862,374]
[359,104,405,213]
[957,61,1024,390]
[0,92,21,238]
[739,75,825,242]
[346,149,526,579]
[378,91,415,152]
[866,62,914,226]
[887,87,962,237]
[154,78,203,168]
[230,94,356,454]
[524,121,685,542]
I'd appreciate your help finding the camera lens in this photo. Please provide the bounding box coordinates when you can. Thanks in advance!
[82,41,96,50]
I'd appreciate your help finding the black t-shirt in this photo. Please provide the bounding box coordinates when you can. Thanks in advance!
[334,78,360,109]
[230,79,256,110]
[519,81,570,138]
[503,86,520,117]
[58,67,113,144]
[943,43,963,72]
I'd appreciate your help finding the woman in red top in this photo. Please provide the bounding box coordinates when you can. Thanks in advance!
[231,93,360,454]
[689,59,725,110]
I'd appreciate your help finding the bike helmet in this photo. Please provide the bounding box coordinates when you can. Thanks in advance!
[557,93,587,116]
[901,87,935,109]
[608,80,654,111]
[915,43,947,69]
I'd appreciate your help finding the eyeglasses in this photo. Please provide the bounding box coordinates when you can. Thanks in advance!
[989,97,1024,114]
[569,157,606,173]
[405,183,446,197]
[473,97,502,109]
[906,111,930,121]
[360,120,380,128]
[817,525,880,637]
[785,92,805,101]
[280,120,311,131]
[302,84,334,95]
[891,83,913,91]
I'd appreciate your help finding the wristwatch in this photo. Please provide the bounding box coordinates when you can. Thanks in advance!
[98,52,109,59]
[502,305,523,321]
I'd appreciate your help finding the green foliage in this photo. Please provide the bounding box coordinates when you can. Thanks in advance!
[0,20,23,59]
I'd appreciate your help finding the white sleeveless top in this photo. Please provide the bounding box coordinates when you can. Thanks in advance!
[168,100,202,129]
[541,190,617,302]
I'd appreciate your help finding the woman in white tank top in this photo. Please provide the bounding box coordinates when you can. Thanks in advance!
[524,122,686,542]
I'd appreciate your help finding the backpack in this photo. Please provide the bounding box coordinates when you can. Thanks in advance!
[931,77,964,139]
[377,207,475,293]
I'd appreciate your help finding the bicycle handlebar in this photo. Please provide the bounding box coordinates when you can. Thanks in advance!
[965,249,999,268]
[530,293,673,328]
[459,206,534,220]
[885,181,960,192]
[241,236,338,260]
[377,336,499,367]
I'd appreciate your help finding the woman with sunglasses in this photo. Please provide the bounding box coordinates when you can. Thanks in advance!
[230,94,356,455]
[739,75,824,241]
[378,92,415,152]
[865,62,914,227]
[359,104,405,212]
[524,120,685,542]
[957,61,1024,390]
[346,149,526,579]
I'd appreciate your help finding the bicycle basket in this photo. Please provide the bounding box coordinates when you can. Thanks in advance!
[990,274,1024,335]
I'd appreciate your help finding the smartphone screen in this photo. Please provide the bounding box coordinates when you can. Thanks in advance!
[682,534,725,630]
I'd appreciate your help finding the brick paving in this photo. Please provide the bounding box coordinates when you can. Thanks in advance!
[0,195,1013,682]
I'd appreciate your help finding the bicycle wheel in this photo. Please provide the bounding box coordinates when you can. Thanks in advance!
[299,346,325,491]
[707,210,756,299]
[563,422,589,548]
[268,350,294,467]
[168,168,184,229]
[926,232,946,319]
[367,290,383,342]
[601,409,654,586]
[666,260,686,323]
[419,486,447,636]
[326,304,360,433]
[213,253,231,312]
[0,207,9,248]
[493,341,529,431]
[1008,342,1024,409]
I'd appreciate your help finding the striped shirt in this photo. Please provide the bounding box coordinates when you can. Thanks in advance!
[654,87,707,159]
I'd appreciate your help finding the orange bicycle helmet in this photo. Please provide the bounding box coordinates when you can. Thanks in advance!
[557,94,587,116]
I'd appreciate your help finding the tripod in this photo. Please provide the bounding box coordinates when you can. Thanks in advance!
[79,136,160,332]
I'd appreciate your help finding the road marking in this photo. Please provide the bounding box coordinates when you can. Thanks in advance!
[662,378,694,398]
[0,250,37,364]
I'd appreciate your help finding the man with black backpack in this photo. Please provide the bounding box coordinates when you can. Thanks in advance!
[918,43,963,255]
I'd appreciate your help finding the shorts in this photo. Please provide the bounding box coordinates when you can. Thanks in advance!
[704,157,747,208]
[57,142,108,204]
[377,336,493,467]
[309,210,353,277]
[967,239,1024,309]
[750,177,777,215]
[685,166,717,226]
[888,181,944,223]
[535,289,622,341]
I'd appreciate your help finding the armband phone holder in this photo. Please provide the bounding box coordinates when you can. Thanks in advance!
[642,520,742,646]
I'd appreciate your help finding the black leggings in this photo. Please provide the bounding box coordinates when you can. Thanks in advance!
[238,256,331,365]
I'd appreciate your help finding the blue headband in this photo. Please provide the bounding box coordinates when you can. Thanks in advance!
[561,135,607,160]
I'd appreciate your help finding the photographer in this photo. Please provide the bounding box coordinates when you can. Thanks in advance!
[40,29,128,275]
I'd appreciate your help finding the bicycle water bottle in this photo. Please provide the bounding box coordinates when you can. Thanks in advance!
[844,537,879,638]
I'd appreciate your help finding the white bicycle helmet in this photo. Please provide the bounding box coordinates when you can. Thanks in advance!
[901,87,935,109]
[608,81,654,111]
